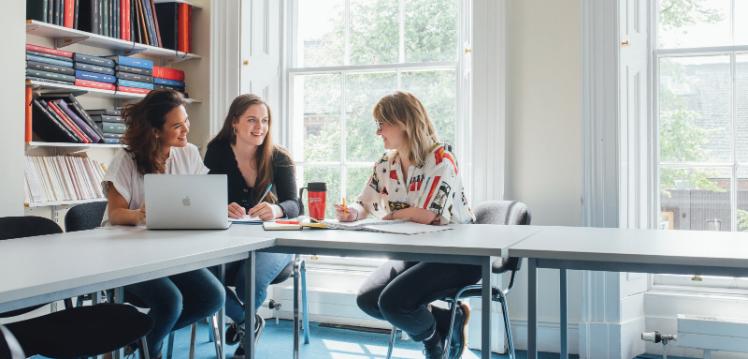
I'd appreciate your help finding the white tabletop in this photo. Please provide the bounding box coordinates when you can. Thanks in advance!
[509,226,748,269]
[0,226,275,312]
[259,224,539,257]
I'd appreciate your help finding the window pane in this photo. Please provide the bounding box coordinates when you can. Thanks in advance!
[301,74,342,162]
[737,55,748,162]
[737,167,748,232]
[401,69,457,147]
[349,0,399,66]
[659,166,731,231]
[656,0,730,49]
[658,56,731,163]
[299,166,341,219]
[345,72,396,161]
[737,1,748,46]
[298,0,344,67]
[404,0,458,63]
[346,166,373,204]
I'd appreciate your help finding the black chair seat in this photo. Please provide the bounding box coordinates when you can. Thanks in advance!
[1,304,152,359]
[271,260,295,285]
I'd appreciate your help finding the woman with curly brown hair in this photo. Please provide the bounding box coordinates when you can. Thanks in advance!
[101,89,225,358]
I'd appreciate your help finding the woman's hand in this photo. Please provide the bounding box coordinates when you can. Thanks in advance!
[248,202,279,221]
[228,202,246,219]
[334,204,358,222]
[382,207,438,224]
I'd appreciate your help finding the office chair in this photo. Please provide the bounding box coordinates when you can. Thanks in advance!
[0,216,153,359]
[386,201,531,359]
[65,202,223,359]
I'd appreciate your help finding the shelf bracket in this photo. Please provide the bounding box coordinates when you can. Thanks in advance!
[54,36,90,49]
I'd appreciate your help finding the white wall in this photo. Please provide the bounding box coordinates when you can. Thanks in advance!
[0,2,27,216]
[505,0,583,352]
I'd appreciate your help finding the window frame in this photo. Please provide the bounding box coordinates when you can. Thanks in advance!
[651,0,748,289]
[283,0,471,267]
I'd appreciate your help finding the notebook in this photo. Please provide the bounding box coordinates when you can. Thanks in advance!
[229,215,262,225]
[322,218,452,235]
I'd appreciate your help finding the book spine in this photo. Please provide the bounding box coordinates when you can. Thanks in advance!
[121,0,130,41]
[45,101,85,142]
[99,121,127,134]
[27,61,76,76]
[149,0,162,47]
[25,44,74,58]
[115,55,153,70]
[92,0,100,34]
[74,0,79,28]
[117,79,153,89]
[152,66,184,81]
[75,70,116,84]
[74,62,116,75]
[116,71,152,82]
[25,86,33,143]
[152,77,184,88]
[74,53,116,67]
[67,95,106,139]
[63,0,74,27]
[56,99,102,142]
[116,85,150,95]
[74,78,116,91]
[48,100,91,143]
[116,64,152,75]
[26,68,76,83]
[26,50,72,62]
[91,114,122,122]
[178,3,188,52]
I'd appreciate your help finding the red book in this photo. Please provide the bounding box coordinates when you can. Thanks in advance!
[178,3,190,53]
[25,86,32,143]
[121,0,131,41]
[63,0,74,28]
[47,101,90,143]
[117,86,151,95]
[152,66,185,81]
[74,79,116,91]
[25,44,74,58]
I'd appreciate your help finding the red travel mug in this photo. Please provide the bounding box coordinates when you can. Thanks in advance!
[299,182,326,221]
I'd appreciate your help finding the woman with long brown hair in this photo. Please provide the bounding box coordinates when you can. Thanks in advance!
[204,94,298,358]
[102,89,225,358]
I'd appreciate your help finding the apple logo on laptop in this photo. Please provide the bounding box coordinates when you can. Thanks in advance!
[182,196,191,207]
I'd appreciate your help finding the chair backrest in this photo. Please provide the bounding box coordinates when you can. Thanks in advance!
[473,200,531,278]
[0,216,62,317]
[64,201,107,232]
[474,200,531,226]
[0,325,25,359]
[0,216,61,241]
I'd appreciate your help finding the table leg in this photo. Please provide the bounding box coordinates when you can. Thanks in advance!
[244,251,256,359]
[113,287,125,359]
[481,258,492,359]
[560,268,568,359]
[528,258,537,359]
[218,264,226,359]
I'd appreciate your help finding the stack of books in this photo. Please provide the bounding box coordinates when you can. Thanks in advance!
[73,53,117,91]
[87,109,126,144]
[31,93,105,144]
[25,44,75,85]
[24,154,107,205]
[153,66,186,94]
[112,56,154,95]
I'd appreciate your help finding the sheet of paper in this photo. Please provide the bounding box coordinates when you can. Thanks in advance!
[362,223,454,235]
[229,215,263,224]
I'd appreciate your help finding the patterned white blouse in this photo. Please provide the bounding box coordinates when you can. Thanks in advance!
[351,144,475,225]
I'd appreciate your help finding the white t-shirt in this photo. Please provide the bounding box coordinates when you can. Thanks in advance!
[101,143,208,225]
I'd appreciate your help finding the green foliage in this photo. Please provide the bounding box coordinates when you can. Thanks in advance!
[659,0,722,29]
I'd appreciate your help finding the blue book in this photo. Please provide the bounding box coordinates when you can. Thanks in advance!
[111,55,154,70]
[153,77,185,88]
[26,54,74,68]
[118,79,155,90]
[75,70,117,84]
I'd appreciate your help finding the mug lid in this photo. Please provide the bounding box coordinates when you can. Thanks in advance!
[307,182,326,191]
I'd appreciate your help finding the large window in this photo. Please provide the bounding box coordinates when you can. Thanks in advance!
[287,0,464,218]
[655,0,748,287]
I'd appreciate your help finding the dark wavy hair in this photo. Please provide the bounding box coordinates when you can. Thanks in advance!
[209,94,287,203]
[122,89,187,175]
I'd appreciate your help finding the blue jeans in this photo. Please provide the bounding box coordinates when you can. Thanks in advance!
[221,252,293,323]
[125,268,225,357]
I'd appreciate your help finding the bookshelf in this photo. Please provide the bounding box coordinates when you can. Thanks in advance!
[22,0,211,221]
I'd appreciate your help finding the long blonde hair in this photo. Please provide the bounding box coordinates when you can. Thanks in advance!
[372,91,439,167]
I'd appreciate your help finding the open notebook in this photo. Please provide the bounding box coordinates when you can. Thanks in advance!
[322,218,452,235]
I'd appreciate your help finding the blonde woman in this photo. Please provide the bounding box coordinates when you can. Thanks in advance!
[335,91,476,359]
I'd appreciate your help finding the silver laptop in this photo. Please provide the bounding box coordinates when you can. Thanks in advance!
[144,174,229,230]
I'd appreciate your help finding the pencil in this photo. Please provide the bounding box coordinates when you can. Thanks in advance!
[341,195,349,214]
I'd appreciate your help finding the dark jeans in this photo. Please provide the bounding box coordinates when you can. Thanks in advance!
[356,260,481,341]
[125,268,225,357]
[221,252,293,323]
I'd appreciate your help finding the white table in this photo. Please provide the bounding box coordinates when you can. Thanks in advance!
[240,224,540,359]
[508,226,748,359]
